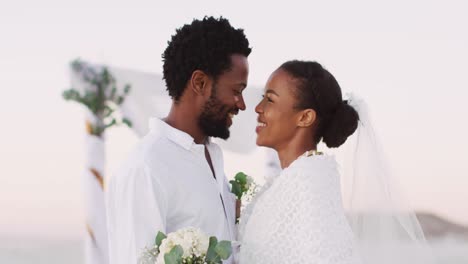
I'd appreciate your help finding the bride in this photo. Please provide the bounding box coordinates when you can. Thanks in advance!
[238,60,362,263]
[238,60,435,264]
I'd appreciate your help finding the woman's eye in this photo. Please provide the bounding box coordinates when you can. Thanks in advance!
[261,95,273,103]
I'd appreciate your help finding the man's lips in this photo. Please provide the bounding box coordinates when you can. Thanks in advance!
[227,109,239,120]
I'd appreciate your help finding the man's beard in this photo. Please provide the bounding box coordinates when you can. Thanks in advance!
[198,87,234,140]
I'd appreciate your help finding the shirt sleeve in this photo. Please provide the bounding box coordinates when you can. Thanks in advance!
[106,163,167,264]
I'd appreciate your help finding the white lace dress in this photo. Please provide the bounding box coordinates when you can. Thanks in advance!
[238,155,362,264]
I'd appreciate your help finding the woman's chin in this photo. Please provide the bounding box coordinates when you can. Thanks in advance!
[256,137,269,147]
[256,137,264,147]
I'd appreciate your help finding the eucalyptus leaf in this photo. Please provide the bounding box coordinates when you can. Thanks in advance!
[155,231,167,247]
[124,84,131,94]
[122,118,133,128]
[205,236,218,262]
[63,58,133,136]
[104,105,114,118]
[105,118,117,129]
[214,240,232,260]
[110,86,117,100]
[164,245,183,264]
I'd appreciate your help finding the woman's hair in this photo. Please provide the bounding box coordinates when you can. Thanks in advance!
[279,60,359,148]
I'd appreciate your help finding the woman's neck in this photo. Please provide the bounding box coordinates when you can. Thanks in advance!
[276,139,316,169]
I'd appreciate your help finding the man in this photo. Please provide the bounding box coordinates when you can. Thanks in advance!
[106,16,251,264]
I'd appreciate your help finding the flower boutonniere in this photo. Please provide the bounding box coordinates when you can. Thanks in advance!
[230,172,258,222]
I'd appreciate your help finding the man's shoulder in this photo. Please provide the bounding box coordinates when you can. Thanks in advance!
[113,133,173,178]
[136,131,175,159]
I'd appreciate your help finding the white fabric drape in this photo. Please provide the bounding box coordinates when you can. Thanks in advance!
[70,67,110,264]
[83,123,109,264]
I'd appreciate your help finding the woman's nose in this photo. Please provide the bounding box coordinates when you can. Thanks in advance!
[255,100,263,114]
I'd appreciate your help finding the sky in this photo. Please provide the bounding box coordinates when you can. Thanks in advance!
[0,0,467,239]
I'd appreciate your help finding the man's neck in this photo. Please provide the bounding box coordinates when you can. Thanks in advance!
[164,102,207,144]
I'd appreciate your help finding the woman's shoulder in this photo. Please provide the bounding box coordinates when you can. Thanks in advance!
[280,154,339,188]
[286,154,337,174]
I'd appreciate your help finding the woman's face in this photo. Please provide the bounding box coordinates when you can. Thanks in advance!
[255,69,304,149]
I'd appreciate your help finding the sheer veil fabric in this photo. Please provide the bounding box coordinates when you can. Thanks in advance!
[237,94,436,264]
[342,94,436,264]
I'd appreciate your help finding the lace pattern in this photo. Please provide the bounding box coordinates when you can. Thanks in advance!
[238,155,362,264]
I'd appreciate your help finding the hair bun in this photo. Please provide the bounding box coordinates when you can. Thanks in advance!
[322,101,359,148]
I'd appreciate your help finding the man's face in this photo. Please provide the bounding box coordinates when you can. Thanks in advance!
[199,54,249,139]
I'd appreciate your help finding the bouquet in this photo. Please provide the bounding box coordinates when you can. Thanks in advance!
[138,227,232,264]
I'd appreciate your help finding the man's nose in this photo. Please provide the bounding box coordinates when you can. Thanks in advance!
[236,95,246,111]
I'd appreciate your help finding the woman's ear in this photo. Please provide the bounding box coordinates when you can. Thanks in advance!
[297,109,317,127]
[190,70,209,96]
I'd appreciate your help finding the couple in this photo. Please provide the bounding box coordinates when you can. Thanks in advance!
[106,17,422,264]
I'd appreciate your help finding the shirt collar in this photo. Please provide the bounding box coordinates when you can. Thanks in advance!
[148,117,211,151]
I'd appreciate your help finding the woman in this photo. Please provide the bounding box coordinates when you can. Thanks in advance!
[238,60,362,263]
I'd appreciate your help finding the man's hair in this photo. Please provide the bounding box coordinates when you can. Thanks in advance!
[162,16,251,101]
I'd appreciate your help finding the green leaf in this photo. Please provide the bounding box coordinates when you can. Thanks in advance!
[101,69,111,84]
[92,125,103,137]
[105,118,117,129]
[155,231,166,247]
[110,86,117,100]
[230,181,242,200]
[205,236,219,262]
[104,105,114,118]
[124,84,131,94]
[214,240,232,260]
[71,59,83,72]
[122,118,132,128]
[117,96,124,105]
[164,245,183,264]
[62,89,82,102]
[235,172,247,185]
[63,58,134,135]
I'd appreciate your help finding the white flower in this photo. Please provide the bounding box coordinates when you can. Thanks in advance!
[245,175,254,189]
[155,253,165,264]
[155,227,210,264]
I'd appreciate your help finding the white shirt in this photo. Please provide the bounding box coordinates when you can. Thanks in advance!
[106,118,237,264]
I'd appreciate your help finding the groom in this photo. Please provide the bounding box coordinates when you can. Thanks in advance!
[106,17,251,264]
